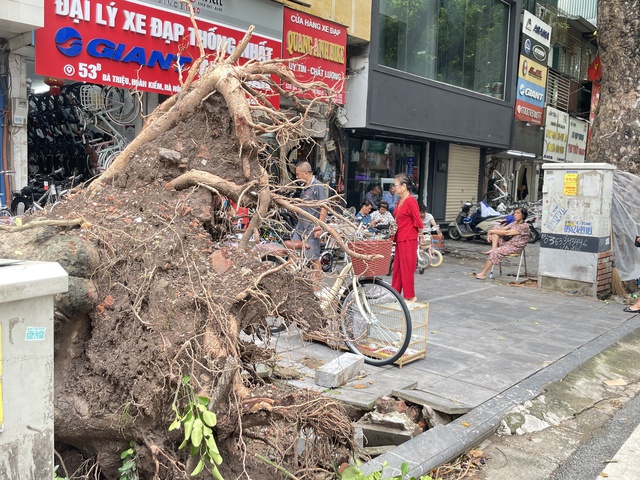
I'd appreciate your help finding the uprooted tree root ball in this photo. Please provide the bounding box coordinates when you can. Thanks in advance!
[0,27,367,479]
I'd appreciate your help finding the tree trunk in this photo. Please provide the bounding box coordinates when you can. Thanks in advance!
[588,1,640,174]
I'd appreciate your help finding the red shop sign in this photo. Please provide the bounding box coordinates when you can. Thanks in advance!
[35,0,282,107]
[514,99,544,126]
[282,7,347,105]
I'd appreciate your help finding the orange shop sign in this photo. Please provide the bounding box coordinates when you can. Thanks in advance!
[282,7,347,105]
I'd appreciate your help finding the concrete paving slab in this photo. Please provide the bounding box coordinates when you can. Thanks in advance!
[449,359,542,392]
[406,349,482,377]
[426,377,500,407]
[392,388,472,415]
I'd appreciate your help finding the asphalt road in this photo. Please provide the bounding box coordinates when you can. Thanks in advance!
[548,392,640,480]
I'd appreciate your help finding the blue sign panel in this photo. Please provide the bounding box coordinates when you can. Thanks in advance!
[516,78,545,108]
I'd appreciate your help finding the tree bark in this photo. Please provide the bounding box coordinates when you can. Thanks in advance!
[588,1,640,174]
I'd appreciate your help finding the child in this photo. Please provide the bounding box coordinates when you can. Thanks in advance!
[419,204,438,232]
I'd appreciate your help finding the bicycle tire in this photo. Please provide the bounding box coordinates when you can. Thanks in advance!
[430,249,443,267]
[417,250,430,270]
[492,159,506,177]
[0,207,12,218]
[320,250,336,273]
[104,87,140,125]
[339,277,412,366]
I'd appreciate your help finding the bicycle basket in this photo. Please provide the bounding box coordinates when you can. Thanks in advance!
[80,85,106,111]
[348,240,392,277]
[419,233,432,247]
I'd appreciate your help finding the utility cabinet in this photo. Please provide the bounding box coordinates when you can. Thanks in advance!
[539,163,616,297]
[0,260,68,479]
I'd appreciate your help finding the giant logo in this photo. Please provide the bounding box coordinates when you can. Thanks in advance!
[55,27,83,57]
[53,27,192,70]
[519,84,544,101]
[524,38,531,55]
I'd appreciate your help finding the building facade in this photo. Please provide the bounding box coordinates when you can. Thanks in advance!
[488,0,598,209]
[343,0,522,222]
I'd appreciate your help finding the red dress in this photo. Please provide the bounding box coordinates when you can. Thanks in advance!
[392,195,423,299]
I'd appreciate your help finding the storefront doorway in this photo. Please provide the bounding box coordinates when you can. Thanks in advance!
[346,137,427,209]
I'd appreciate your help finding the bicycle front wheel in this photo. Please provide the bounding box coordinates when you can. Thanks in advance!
[417,250,430,270]
[430,249,443,267]
[340,278,411,366]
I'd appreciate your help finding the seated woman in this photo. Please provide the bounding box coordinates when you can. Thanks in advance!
[371,201,396,233]
[475,207,530,280]
[355,199,378,232]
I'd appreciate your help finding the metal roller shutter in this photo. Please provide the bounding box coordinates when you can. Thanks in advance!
[445,145,480,221]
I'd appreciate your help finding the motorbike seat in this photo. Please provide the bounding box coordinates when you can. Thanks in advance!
[472,214,503,224]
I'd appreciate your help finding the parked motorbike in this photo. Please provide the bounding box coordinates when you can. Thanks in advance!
[447,201,505,241]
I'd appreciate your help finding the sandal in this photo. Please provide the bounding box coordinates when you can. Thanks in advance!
[475,274,487,280]
[623,307,640,313]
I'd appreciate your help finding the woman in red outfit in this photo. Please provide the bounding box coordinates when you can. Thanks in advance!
[391,174,423,302]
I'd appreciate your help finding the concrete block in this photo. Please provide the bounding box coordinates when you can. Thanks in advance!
[393,388,472,415]
[315,352,364,388]
[355,421,420,447]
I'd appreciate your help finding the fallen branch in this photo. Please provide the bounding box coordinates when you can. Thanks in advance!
[0,218,83,232]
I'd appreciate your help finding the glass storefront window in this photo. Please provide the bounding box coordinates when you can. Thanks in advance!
[346,137,425,209]
[379,0,510,100]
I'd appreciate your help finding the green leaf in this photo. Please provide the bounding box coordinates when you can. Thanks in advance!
[212,465,225,480]
[120,459,135,471]
[401,462,410,476]
[206,435,220,455]
[197,396,210,406]
[184,418,195,442]
[190,444,200,457]
[206,437,222,465]
[191,419,204,448]
[202,411,217,427]
[168,419,181,431]
[181,375,191,385]
[178,437,189,450]
[190,457,205,476]
[119,448,132,459]
[203,425,212,436]
[340,466,364,480]
[208,450,223,465]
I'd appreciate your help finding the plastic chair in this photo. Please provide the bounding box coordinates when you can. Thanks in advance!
[489,248,527,282]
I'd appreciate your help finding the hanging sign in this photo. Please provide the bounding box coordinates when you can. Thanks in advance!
[566,117,589,163]
[35,0,282,106]
[282,7,347,105]
[543,107,569,162]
